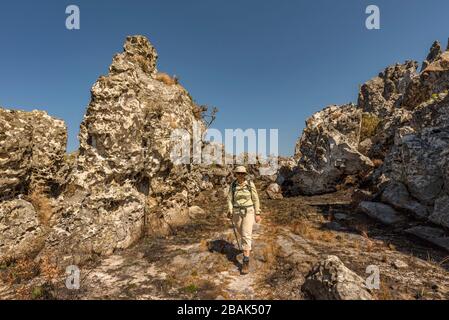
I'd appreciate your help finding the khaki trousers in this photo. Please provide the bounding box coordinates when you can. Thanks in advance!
[232,206,255,251]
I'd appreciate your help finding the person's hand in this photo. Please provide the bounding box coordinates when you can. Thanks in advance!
[255,215,262,224]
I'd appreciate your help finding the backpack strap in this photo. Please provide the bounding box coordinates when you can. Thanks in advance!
[231,180,237,205]
[231,179,254,205]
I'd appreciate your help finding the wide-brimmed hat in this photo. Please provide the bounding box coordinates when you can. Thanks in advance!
[234,166,247,174]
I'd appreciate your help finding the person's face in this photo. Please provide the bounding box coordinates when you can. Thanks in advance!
[236,172,245,182]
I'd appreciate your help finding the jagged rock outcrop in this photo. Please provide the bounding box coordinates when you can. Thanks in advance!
[302,255,373,300]
[0,109,67,200]
[404,50,449,108]
[288,39,449,235]
[379,91,449,228]
[39,35,213,262]
[421,41,442,71]
[358,61,418,117]
[290,104,373,195]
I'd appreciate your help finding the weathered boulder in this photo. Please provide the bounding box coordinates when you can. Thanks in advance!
[382,126,448,206]
[405,226,449,252]
[0,199,46,261]
[0,109,67,200]
[41,182,146,264]
[291,104,373,195]
[380,182,429,219]
[429,195,449,228]
[302,255,373,300]
[266,183,283,200]
[358,201,404,225]
[188,205,205,219]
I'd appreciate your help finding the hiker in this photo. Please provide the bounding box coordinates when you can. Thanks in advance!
[227,166,262,274]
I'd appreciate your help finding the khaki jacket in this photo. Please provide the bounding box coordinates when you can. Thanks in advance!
[227,180,261,215]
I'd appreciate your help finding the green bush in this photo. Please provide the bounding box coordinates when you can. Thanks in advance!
[360,113,381,140]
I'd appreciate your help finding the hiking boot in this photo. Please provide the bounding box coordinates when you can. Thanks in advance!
[241,257,250,275]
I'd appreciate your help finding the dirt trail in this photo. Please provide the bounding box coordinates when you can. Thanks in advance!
[2,187,449,300]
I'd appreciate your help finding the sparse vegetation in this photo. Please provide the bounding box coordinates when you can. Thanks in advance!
[0,258,39,285]
[372,159,383,168]
[155,72,178,86]
[26,188,53,225]
[182,283,199,294]
[360,113,381,141]
[192,104,219,128]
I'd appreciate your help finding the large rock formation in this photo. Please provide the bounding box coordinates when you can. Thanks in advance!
[290,39,449,235]
[38,35,214,262]
[0,109,67,200]
[0,36,227,264]
[290,104,373,195]
[358,60,418,117]
[380,94,449,228]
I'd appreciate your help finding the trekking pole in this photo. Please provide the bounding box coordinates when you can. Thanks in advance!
[230,217,242,251]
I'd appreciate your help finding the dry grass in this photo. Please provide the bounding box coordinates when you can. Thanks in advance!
[375,281,393,300]
[261,242,279,266]
[155,72,178,86]
[27,189,53,225]
[439,256,449,266]
[292,221,335,242]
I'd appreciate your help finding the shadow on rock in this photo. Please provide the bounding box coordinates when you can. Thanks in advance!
[207,239,241,269]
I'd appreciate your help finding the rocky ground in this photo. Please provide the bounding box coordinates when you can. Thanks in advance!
[2,184,447,300]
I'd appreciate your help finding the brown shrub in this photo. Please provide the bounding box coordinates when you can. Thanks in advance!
[193,104,208,120]
[372,159,383,168]
[155,72,178,86]
[38,255,61,282]
[0,258,39,285]
[27,189,53,225]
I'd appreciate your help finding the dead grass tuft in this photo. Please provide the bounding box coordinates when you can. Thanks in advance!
[155,72,178,86]
[26,189,53,225]
[375,282,393,300]
[292,221,335,242]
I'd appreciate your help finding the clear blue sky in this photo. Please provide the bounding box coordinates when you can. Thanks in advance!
[1,0,448,155]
